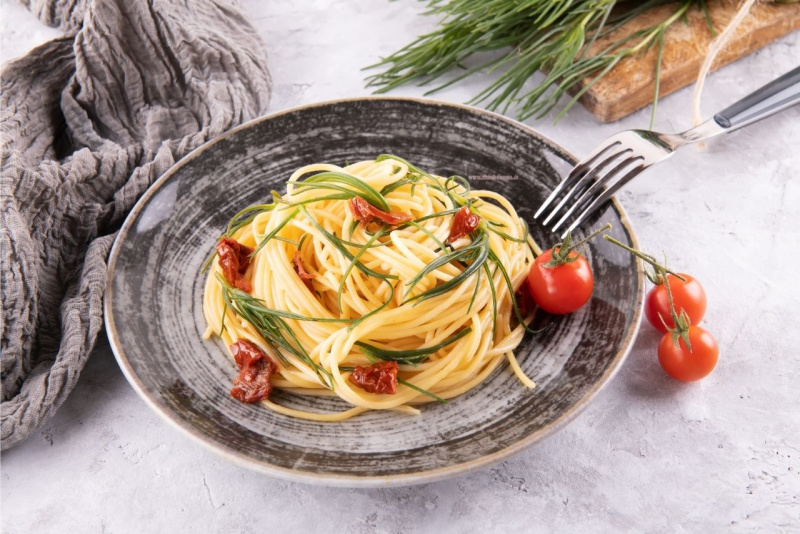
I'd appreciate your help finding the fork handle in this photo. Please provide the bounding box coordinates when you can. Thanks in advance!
[713,66,800,130]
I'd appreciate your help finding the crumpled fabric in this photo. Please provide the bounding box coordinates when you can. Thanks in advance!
[1,0,271,450]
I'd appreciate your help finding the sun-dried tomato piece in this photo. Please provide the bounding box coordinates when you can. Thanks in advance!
[216,237,253,292]
[515,280,536,318]
[447,206,481,243]
[348,361,398,394]
[349,197,412,226]
[292,251,315,292]
[229,339,278,403]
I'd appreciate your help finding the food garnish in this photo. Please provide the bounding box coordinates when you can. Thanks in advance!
[348,361,399,394]
[292,251,316,292]
[216,237,253,292]
[229,339,278,403]
[349,196,412,226]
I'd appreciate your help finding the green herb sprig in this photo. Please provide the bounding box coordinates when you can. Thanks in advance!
[355,327,473,366]
[217,274,342,389]
[299,206,398,327]
[289,171,391,212]
[365,0,718,125]
[404,231,490,304]
[373,154,543,336]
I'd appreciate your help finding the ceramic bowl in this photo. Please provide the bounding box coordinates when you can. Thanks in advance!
[105,97,643,487]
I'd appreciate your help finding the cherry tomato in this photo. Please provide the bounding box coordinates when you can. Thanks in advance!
[646,273,707,333]
[527,248,594,314]
[657,326,718,382]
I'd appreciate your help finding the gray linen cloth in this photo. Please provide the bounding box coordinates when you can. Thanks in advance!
[1,0,271,449]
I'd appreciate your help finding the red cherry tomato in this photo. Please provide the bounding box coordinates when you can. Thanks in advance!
[527,248,594,314]
[646,273,707,332]
[657,326,718,382]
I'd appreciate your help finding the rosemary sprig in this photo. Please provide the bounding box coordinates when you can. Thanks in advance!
[300,206,397,281]
[218,277,355,324]
[467,263,482,314]
[403,231,490,304]
[300,205,398,327]
[289,171,391,212]
[380,174,421,196]
[249,207,300,258]
[376,154,431,180]
[487,218,530,244]
[337,227,388,312]
[365,0,713,124]
[355,327,473,366]
[403,207,461,226]
[487,249,547,335]
[483,262,498,335]
[377,154,462,205]
[408,220,447,252]
[217,275,338,388]
[395,378,448,403]
[445,175,471,196]
[274,192,353,208]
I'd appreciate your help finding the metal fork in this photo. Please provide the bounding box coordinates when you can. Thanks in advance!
[535,66,800,237]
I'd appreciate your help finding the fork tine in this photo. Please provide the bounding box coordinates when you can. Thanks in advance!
[550,156,643,233]
[541,147,632,225]
[533,140,621,219]
[557,163,647,238]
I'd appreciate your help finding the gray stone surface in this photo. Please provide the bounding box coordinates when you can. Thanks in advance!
[2,1,798,532]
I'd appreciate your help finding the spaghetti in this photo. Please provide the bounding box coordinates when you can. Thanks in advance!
[202,155,541,421]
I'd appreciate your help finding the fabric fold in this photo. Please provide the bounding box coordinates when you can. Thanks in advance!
[1,0,271,450]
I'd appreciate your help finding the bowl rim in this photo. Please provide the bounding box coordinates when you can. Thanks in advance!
[104,95,644,488]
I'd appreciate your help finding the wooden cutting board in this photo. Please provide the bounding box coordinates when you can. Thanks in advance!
[577,0,800,122]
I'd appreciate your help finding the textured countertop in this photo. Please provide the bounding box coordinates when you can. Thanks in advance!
[2,1,799,532]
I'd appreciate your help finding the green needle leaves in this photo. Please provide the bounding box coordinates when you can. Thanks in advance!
[404,232,490,304]
[290,171,391,212]
[355,327,473,366]
[217,275,338,389]
[365,0,713,123]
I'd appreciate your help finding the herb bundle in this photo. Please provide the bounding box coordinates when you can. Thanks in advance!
[365,0,793,124]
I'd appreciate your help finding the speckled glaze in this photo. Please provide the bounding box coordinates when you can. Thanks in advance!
[104,97,643,487]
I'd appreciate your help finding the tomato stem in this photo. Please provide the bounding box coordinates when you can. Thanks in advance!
[546,223,612,267]
[660,272,693,352]
[602,236,686,284]
[602,235,693,349]
[570,222,613,250]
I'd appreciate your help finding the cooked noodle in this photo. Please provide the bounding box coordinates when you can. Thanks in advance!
[202,156,540,421]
